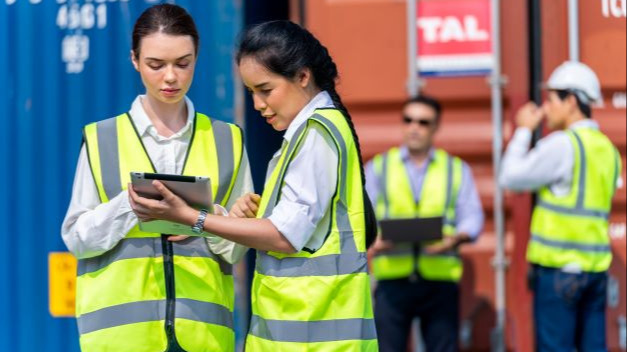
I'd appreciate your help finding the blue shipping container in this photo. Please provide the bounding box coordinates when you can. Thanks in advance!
[0,0,243,351]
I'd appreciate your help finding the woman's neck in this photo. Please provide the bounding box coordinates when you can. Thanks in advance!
[142,95,188,138]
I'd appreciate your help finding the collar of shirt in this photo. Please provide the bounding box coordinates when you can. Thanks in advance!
[400,145,436,167]
[282,91,334,143]
[398,146,436,204]
[568,118,599,131]
[129,95,196,141]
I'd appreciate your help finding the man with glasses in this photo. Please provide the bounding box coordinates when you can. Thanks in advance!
[500,61,622,351]
[366,95,484,352]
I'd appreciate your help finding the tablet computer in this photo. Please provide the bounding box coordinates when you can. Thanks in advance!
[379,216,443,243]
[130,172,213,236]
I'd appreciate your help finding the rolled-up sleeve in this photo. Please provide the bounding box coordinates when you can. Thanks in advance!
[267,125,338,252]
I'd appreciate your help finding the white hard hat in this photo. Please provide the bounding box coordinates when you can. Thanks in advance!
[545,61,601,104]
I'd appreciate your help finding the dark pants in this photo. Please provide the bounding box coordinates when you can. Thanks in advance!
[532,265,608,352]
[374,278,459,352]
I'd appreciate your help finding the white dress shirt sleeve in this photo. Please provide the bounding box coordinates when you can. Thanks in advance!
[61,145,138,259]
[268,125,339,252]
[455,163,484,240]
[205,149,253,264]
[499,127,574,191]
[364,160,380,210]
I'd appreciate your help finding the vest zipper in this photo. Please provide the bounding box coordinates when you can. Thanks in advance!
[162,234,184,351]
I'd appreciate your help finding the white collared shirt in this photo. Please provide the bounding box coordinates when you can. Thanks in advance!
[500,119,623,193]
[61,95,252,263]
[266,91,339,252]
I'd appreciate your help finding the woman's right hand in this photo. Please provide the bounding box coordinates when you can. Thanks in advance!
[229,193,261,218]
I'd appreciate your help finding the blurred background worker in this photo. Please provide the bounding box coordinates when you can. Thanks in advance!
[500,61,623,352]
[366,95,484,352]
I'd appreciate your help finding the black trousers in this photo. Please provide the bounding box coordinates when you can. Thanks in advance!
[374,278,459,352]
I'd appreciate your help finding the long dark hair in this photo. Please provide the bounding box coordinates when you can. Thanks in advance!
[236,20,366,186]
[132,4,199,60]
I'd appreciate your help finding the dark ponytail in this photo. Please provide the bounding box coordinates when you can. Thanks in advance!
[236,21,376,247]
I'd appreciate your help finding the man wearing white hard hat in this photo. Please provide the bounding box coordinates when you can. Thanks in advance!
[500,61,622,351]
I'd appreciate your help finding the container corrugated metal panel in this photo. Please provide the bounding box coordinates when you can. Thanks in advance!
[0,1,242,351]
[298,0,625,351]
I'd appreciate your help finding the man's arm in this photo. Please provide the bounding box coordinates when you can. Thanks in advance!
[499,102,573,191]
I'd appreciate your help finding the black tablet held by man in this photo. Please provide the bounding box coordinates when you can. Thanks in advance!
[379,216,443,243]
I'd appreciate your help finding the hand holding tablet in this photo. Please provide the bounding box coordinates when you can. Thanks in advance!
[130,172,213,236]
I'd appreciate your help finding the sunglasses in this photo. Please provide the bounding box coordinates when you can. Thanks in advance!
[402,116,436,127]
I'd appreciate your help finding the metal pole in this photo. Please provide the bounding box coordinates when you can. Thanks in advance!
[568,0,579,61]
[490,0,506,351]
[407,0,420,96]
[529,0,544,145]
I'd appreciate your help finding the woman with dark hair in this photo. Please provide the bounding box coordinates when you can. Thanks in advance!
[130,20,378,350]
[62,4,251,351]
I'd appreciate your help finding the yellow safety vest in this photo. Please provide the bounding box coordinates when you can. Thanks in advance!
[528,128,621,272]
[371,148,464,282]
[245,108,379,351]
[78,113,243,352]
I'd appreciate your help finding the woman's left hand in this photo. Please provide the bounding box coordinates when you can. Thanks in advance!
[128,180,197,226]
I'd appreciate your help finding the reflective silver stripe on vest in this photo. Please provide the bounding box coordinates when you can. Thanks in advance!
[613,149,620,194]
[211,119,236,205]
[249,315,377,343]
[96,117,121,201]
[536,200,609,219]
[261,124,309,219]
[573,131,587,208]
[380,152,390,219]
[175,298,234,330]
[78,237,162,276]
[444,155,454,211]
[78,298,233,335]
[537,132,610,220]
[78,237,231,276]
[171,236,233,275]
[531,233,611,253]
[256,252,368,277]
[443,157,457,226]
[78,299,165,335]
